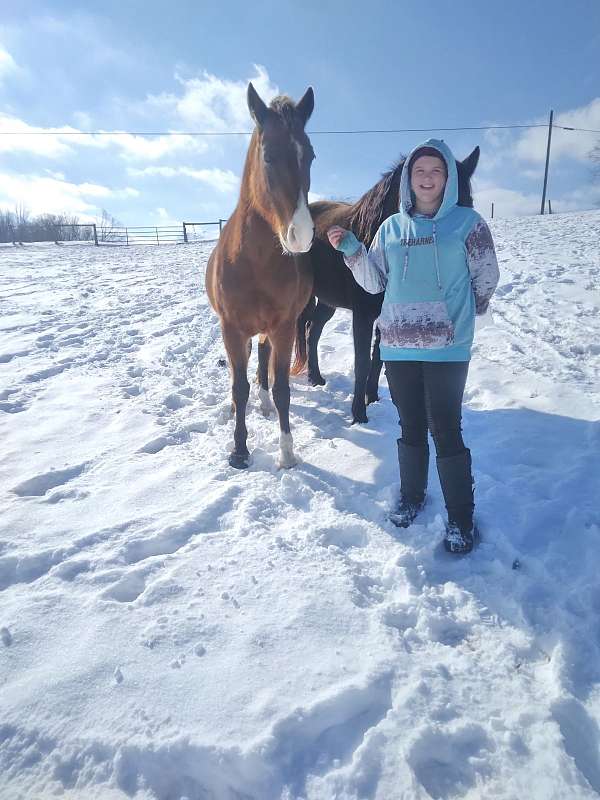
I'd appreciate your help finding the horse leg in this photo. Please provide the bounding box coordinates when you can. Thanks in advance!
[307,301,336,386]
[270,323,297,468]
[257,334,274,416]
[222,324,251,469]
[351,312,374,424]
[366,325,383,405]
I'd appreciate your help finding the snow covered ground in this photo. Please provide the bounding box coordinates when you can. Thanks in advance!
[1,211,599,800]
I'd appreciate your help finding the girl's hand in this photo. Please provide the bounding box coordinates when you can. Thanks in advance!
[327,226,350,249]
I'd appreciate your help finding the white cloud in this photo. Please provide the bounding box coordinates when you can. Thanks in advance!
[0,115,73,157]
[473,177,600,219]
[474,182,542,219]
[514,97,600,164]
[0,113,208,161]
[0,172,136,218]
[128,166,239,193]
[145,64,279,131]
[0,63,282,167]
[96,132,208,161]
[549,184,600,213]
[0,46,18,82]
[153,207,180,225]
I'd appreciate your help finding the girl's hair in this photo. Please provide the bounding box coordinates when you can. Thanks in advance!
[408,147,448,176]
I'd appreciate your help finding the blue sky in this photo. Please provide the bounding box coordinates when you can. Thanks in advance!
[1,0,600,226]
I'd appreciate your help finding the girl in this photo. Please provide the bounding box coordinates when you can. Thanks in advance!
[328,139,499,554]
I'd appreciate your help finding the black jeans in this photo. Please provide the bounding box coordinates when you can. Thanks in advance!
[385,360,469,458]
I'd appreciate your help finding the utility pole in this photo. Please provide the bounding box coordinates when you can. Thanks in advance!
[540,109,554,215]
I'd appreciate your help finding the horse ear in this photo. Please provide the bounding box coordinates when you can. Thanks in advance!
[296,87,314,127]
[459,146,480,179]
[247,82,269,129]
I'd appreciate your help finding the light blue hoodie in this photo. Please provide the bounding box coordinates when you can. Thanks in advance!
[337,139,499,362]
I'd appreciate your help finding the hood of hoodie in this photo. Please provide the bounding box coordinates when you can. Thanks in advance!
[399,138,458,221]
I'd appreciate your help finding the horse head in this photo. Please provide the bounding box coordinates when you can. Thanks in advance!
[246,82,315,254]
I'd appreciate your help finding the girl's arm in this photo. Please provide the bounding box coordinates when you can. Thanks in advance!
[327,225,388,295]
[465,219,500,314]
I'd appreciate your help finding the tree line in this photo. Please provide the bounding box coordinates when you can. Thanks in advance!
[0,206,123,244]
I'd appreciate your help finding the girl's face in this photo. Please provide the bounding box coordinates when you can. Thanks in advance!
[410,155,447,209]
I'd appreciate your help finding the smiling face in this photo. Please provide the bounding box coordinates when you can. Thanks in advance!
[410,155,447,213]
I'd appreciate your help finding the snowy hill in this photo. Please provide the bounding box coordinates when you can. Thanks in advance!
[1,210,599,799]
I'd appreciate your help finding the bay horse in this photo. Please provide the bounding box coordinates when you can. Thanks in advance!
[206,83,315,469]
[292,147,480,424]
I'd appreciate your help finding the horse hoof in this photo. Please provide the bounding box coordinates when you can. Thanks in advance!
[352,414,369,425]
[228,452,249,469]
[308,374,326,386]
[366,394,379,405]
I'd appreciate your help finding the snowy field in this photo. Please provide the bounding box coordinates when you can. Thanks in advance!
[1,211,599,800]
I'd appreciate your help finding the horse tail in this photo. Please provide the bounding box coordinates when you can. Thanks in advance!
[290,296,315,375]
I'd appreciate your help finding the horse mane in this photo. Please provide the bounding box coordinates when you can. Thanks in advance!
[269,95,300,127]
[348,159,405,247]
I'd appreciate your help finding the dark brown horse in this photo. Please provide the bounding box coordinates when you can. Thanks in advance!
[206,83,315,469]
[292,148,480,423]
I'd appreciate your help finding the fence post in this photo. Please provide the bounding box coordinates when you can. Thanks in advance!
[548,200,552,214]
[92,224,99,246]
[491,202,494,219]
[126,228,129,246]
[183,222,188,243]
[219,218,224,233]
[156,227,159,245]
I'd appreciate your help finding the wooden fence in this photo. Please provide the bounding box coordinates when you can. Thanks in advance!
[45,220,228,246]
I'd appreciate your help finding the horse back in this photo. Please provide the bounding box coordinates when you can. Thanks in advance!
[309,200,363,311]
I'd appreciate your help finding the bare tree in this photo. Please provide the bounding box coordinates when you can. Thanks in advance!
[14,203,30,242]
[0,207,95,243]
[97,209,123,242]
[0,209,15,243]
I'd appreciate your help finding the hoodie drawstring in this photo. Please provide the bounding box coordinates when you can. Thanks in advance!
[403,249,409,281]
[402,222,443,290]
[433,222,442,290]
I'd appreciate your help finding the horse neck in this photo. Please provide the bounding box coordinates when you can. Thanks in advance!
[237,133,273,228]
[311,201,352,239]
[348,163,402,246]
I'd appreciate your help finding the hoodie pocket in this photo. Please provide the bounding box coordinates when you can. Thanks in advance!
[377,301,455,349]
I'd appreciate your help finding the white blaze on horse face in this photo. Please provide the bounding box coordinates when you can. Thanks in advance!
[278,432,296,469]
[284,189,314,253]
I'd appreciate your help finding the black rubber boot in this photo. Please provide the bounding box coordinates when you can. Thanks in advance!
[390,440,429,528]
[436,450,478,553]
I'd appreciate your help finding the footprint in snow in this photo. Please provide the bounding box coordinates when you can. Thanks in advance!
[408,723,493,798]
[12,463,89,497]
[122,384,141,398]
[163,393,192,411]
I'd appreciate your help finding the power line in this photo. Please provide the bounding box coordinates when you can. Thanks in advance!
[1,123,599,136]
